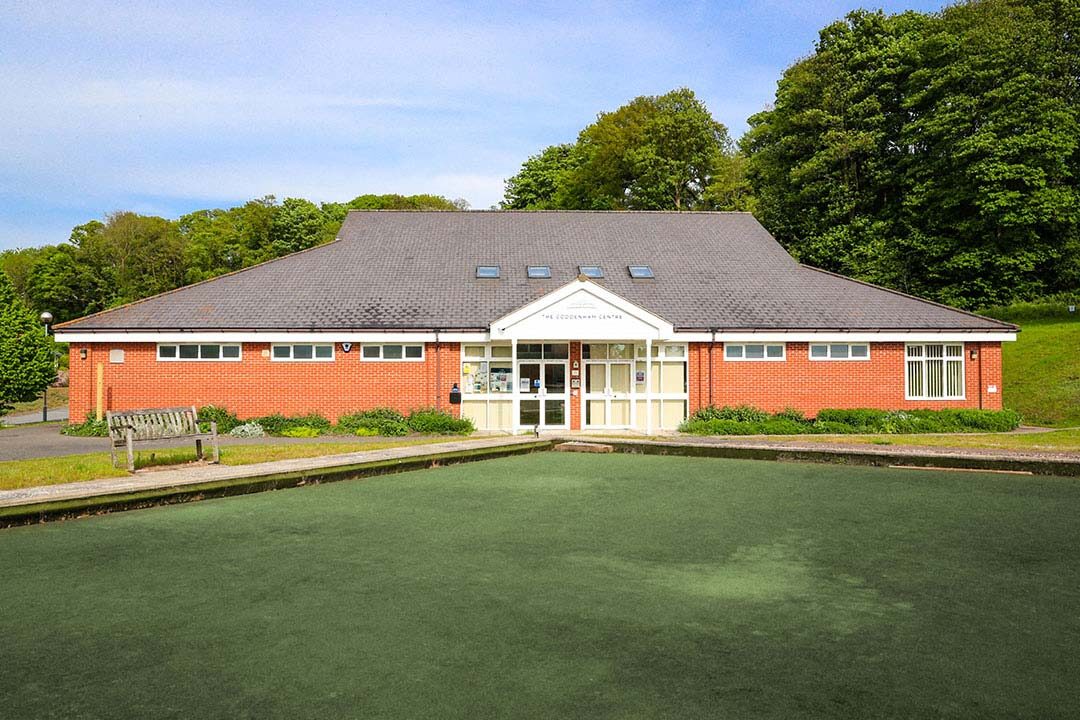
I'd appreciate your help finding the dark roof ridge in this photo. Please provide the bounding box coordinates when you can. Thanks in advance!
[54,237,345,330]
[799,264,1018,332]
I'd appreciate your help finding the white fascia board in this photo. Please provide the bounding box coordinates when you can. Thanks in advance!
[672,331,1018,343]
[54,331,450,344]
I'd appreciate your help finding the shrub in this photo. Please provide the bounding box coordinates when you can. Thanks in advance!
[61,418,109,437]
[355,421,409,437]
[814,409,890,429]
[280,426,321,438]
[810,421,860,434]
[198,405,240,433]
[337,408,408,436]
[406,408,474,435]
[690,405,770,423]
[772,407,808,423]
[679,419,760,435]
[253,412,331,436]
[229,422,266,438]
[756,419,808,435]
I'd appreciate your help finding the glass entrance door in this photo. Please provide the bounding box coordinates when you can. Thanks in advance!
[584,361,632,428]
[517,361,568,429]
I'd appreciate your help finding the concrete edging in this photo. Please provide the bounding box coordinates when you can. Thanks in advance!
[2,433,1077,528]
[0,440,553,528]
[597,438,1080,477]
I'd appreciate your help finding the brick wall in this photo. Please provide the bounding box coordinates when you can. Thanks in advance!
[688,341,1003,417]
[68,342,462,423]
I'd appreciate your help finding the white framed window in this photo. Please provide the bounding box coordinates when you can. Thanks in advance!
[809,343,870,361]
[906,343,965,399]
[361,344,424,361]
[157,343,242,361]
[461,344,513,394]
[724,343,786,361]
[271,344,334,362]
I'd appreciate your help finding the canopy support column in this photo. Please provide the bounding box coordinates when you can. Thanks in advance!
[645,338,653,436]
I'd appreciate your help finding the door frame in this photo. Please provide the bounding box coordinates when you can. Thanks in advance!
[515,359,570,430]
[581,359,633,429]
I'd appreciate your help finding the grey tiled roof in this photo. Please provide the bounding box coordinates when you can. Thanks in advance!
[58,211,1014,332]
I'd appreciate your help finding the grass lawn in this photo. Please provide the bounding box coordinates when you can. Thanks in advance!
[0,437,451,491]
[1003,318,1080,427]
[5,385,68,415]
[786,427,1080,452]
[1,453,1077,719]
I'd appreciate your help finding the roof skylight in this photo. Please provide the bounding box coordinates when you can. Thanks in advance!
[628,265,655,279]
[527,266,551,279]
[579,265,604,278]
[476,265,500,279]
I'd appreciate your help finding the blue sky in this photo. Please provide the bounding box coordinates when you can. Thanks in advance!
[0,0,944,250]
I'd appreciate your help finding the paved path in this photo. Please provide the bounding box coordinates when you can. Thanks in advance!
[0,435,544,510]
[0,422,422,461]
[0,408,68,426]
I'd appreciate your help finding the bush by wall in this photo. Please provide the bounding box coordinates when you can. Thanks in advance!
[60,418,109,437]
[406,408,474,435]
[680,406,1022,436]
[197,405,241,433]
[337,408,409,436]
[279,426,322,438]
[228,422,266,438]
[252,412,332,436]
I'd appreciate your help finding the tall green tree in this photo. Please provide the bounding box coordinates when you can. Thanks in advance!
[503,89,741,211]
[745,0,1080,308]
[0,271,55,415]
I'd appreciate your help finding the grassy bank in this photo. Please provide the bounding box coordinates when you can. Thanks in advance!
[0,437,451,491]
[1002,319,1080,427]
[4,386,68,416]
[788,427,1080,453]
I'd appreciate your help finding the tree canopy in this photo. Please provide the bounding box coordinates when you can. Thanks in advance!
[0,271,55,415]
[743,0,1080,308]
[1,193,465,323]
[502,89,743,211]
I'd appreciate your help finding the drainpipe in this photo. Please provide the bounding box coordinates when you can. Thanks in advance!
[708,329,716,407]
[977,342,983,410]
[435,330,441,411]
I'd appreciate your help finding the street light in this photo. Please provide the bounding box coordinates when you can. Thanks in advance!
[40,311,53,423]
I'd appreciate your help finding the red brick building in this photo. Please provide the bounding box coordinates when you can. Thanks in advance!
[55,211,1016,432]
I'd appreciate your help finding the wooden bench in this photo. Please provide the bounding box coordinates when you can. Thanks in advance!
[106,406,219,472]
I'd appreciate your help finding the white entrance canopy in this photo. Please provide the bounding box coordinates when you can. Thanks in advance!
[490,278,674,341]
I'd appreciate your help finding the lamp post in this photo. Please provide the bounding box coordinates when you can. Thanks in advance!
[40,311,53,422]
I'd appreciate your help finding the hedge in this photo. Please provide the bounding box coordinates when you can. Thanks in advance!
[680,405,1022,436]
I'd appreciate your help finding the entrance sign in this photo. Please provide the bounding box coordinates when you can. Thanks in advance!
[491,280,673,341]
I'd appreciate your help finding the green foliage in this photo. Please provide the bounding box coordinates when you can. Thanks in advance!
[690,405,771,423]
[745,1,1080,309]
[60,418,109,437]
[405,408,474,435]
[0,272,55,415]
[503,89,741,211]
[280,426,322,438]
[337,408,410,436]
[680,406,1022,435]
[8,193,462,323]
[1001,319,1080,427]
[251,412,332,436]
[197,405,241,433]
[978,293,1080,323]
